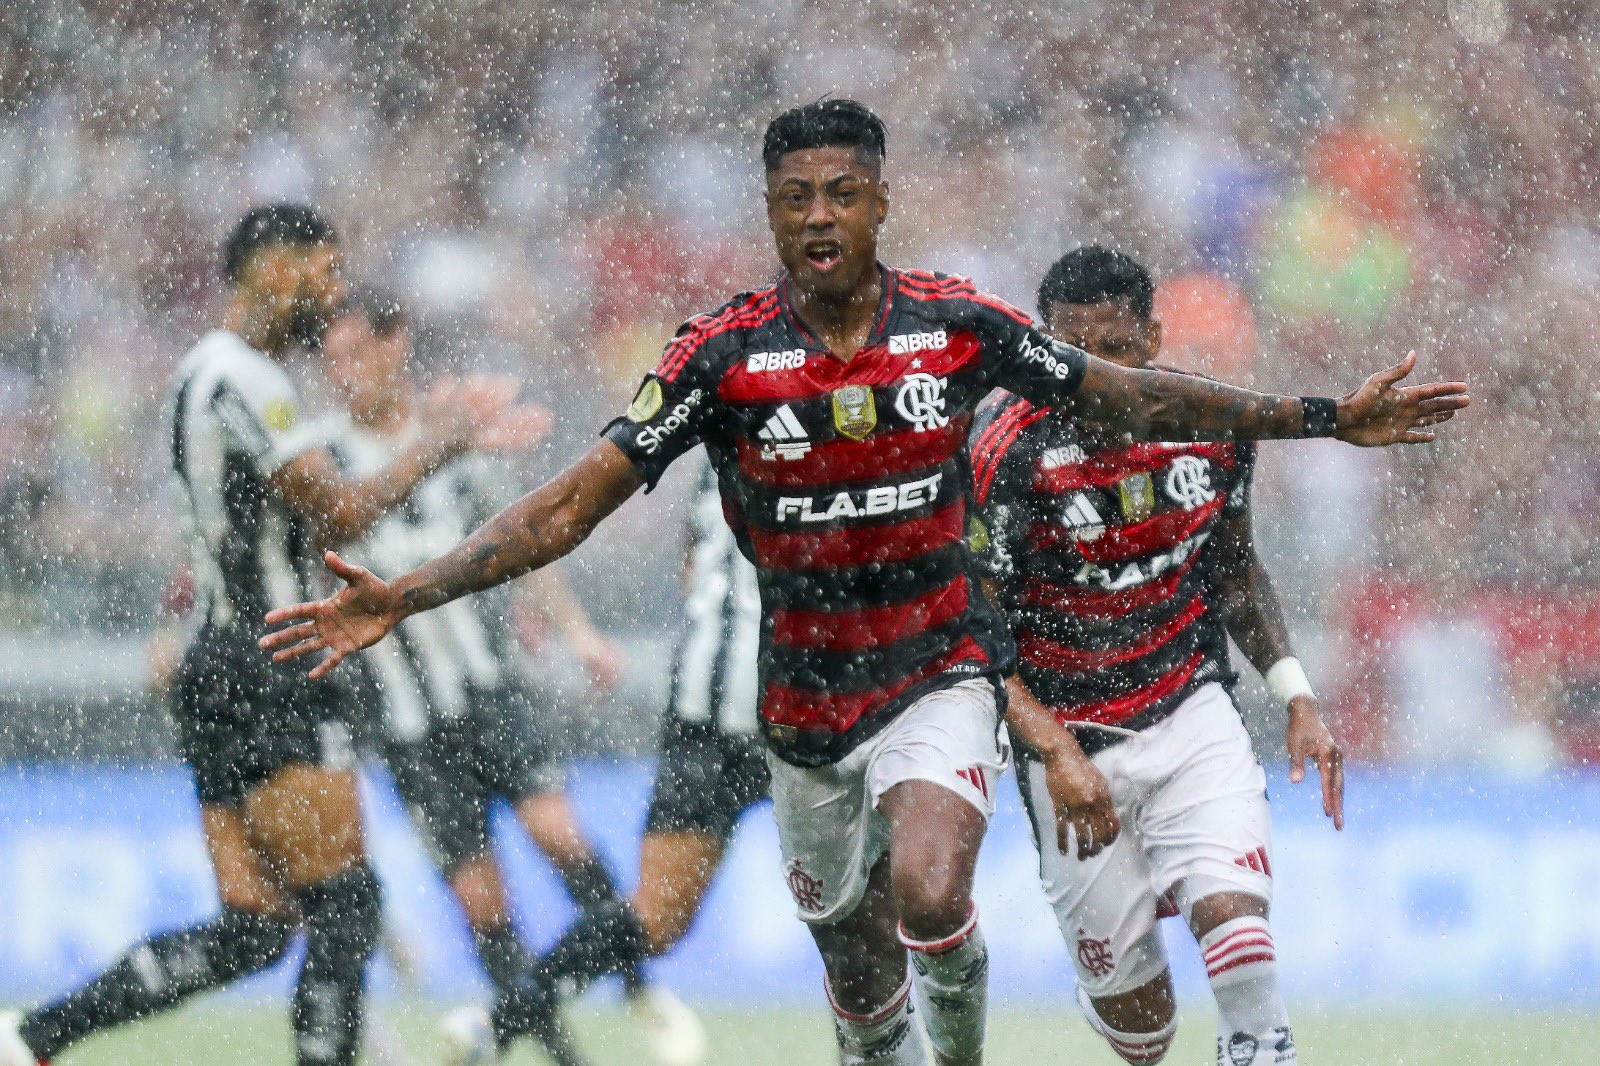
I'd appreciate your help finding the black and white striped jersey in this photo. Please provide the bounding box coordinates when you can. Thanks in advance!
[665,460,762,736]
[319,413,526,742]
[166,330,323,630]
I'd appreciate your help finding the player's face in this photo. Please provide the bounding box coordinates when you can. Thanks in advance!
[283,242,345,351]
[1045,299,1161,369]
[323,313,407,416]
[765,146,888,303]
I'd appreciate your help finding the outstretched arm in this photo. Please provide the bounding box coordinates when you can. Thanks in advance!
[261,439,643,677]
[1063,350,1467,445]
[1206,503,1344,829]
[271,375,539,545]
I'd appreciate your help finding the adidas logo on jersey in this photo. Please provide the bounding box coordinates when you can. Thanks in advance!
[1062,493,1106,541]
[1042,444,1087,469]
[748,348,807,372]
[888,329,947,355]
[758,405,811,460]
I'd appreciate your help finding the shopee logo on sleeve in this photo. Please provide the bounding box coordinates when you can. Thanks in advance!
[633,388,704,454]
[1017,336,1074,380]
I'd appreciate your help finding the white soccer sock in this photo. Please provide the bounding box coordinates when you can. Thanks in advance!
[1075,984,1176,1064]
[828,977,928,1065]
[900,905,987,1063]
[1200,916,1296,1065]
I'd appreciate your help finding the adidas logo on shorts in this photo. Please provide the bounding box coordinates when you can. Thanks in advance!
[758,405,812,460]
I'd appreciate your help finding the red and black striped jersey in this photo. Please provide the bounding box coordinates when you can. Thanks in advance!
[603,265,1092,766]
[969,384,1255,751]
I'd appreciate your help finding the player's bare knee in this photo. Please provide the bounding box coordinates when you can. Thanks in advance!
[215,876,289,918]
[633,898,691,957]
[1093,974,1177,1036]
[893,873,972,943]
[1186,888,1269,939]
[448,855,508,931]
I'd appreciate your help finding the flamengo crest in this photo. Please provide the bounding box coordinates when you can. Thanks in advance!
[894,373,950,432]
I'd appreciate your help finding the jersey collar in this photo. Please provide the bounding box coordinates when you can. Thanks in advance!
[777,262,896,355]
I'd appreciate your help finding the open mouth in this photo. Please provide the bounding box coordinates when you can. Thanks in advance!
[804,240,843,273]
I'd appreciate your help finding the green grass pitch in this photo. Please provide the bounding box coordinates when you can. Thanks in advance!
[27,1002,1598,1064]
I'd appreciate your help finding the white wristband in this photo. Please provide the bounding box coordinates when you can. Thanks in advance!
[1266,657,1315,705]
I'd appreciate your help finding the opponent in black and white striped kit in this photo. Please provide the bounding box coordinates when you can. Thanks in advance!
[645,459,769,839]
[321,413,560,871]
[169,328,357,806]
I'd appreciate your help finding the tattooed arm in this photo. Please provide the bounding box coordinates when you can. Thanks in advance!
[1063,350,1468,445]
[261,439,643,678]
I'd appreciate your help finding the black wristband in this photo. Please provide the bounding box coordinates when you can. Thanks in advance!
[1299,396,1338,438]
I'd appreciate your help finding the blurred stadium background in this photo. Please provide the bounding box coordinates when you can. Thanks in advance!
[1,1,1597,1062]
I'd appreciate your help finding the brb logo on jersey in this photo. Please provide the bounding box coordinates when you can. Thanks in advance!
[1166,455,1216,509]
[894,373,950,431]
[1042,444,1088,470]
[887,329,947,355]
[747,348,807,372]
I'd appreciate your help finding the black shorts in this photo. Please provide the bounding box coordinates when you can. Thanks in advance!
[173,623,359,808]
[382,685,559,874]
[644,713,770,840]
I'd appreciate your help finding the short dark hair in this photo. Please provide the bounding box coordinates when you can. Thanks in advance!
[762,99,887,172]
[342,287,407,336]
[1037,246,1155,325]
[222,204,336,284]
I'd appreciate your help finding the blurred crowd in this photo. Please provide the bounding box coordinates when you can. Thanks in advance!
[1,0,1596,764]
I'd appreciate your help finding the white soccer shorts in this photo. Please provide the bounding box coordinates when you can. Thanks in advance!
[1018,682,1273,998]
[768,678,1009,924]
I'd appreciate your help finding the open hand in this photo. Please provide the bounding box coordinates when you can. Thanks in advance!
[474,402,552,452]
[1286,695,1344,830]
[1335,351,1470,446]
[1043,749,1122,860]
[260,551,402,679]
[419,373,521,454]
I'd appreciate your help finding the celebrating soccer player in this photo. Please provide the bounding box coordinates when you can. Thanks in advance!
[260,102,1466,1066]
[0,206,527,1066]
[969,247,1350,1065]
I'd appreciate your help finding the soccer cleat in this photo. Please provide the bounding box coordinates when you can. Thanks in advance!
[0,1012,44,1066]
[627,986,708,1066]
[491,969,589,1066]
[439,1006,498,1066]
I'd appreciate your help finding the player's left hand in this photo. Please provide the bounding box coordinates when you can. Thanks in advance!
[1335,350,1469,446]
[475,402,552,452]
[1286,695,1344,830]
[571,629,624,691]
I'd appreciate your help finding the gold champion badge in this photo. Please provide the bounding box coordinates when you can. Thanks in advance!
[1117,472,1155,521]
[626,378,664,422]
[832,384,877,440]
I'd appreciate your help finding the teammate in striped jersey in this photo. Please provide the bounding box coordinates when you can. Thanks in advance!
[261,103,1466,1066]
[970,248,1344,1065]
[317,292,706,1066]
[0,206,520,1066]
